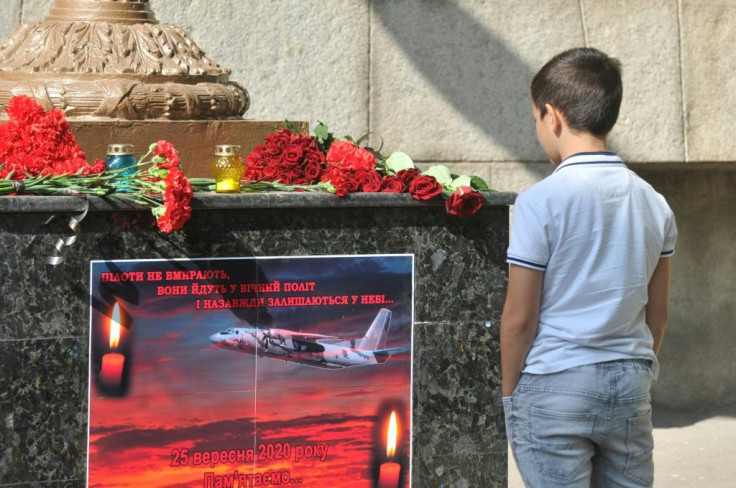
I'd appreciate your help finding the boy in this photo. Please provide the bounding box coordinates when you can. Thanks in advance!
[501,47,677,488]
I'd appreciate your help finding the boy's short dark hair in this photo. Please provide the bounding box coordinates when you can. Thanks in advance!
[531,47,622,137]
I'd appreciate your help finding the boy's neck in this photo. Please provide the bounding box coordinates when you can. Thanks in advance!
[553,131,609,167]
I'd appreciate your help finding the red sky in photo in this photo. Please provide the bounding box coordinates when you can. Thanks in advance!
[88,256,413,488]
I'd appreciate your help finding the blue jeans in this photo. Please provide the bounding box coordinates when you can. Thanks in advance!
[503,359,655,488]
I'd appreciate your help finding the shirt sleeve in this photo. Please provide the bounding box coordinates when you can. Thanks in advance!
[507,191,550,271]
[661,208,677,257]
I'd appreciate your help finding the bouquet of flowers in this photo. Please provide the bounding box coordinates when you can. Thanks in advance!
[0,96,193,233]
[1,95,492,239]
[245,122,490,217]
[0,95,105,178]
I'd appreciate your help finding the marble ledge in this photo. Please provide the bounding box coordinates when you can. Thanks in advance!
[0,191,517,214]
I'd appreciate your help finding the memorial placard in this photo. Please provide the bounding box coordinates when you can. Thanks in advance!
[87,255,413,487]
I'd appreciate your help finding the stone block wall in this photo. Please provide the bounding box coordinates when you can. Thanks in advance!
[3,0,735,409]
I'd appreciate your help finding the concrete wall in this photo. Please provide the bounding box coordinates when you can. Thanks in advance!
[3,0,735,410]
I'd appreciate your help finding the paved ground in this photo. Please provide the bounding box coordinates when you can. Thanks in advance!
[508,405,736,487]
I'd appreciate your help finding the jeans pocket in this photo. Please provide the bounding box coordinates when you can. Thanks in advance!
[530,406,595,482]
[625,411,654,486]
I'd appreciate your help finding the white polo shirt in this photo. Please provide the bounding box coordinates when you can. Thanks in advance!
[507,152,677,378]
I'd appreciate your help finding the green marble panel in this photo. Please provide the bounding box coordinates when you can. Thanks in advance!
[0,194,511,486]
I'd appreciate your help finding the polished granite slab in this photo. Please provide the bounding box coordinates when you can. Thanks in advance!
[0,192,513,487]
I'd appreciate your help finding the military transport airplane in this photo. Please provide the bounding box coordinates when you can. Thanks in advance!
[208,308,409,369]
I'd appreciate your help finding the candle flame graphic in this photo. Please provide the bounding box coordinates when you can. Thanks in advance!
[109,303,121,349]
[386,411,398,458]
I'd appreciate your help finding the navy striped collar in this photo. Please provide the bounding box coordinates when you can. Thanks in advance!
[553,152,625,173]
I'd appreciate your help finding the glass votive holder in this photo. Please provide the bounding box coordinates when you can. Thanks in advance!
[212,144,243,193]
[105,143,137,177]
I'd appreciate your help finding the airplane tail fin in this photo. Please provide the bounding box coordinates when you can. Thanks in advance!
[357,308,392,350]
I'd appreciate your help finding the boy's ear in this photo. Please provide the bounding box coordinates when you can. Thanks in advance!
[544,103,565,137]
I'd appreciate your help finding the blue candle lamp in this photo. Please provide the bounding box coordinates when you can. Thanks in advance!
[105,143,137,177]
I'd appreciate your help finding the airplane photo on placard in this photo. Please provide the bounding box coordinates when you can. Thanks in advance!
[209,307,410,369]
[87,255,413,488]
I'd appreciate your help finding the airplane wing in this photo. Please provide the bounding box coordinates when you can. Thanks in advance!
[287,360,345,370]
[284,332,338,342]
[372,344,411,363]
[258,352,346,369]
[290,332,337,339]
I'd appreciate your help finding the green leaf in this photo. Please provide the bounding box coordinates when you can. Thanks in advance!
[313,121,330,141]
[313,121,335,153]
[283,119,299,132]
[470,175,490,191]
[451,175,472,189]
[384,152,415,174]
[422,165,453,186]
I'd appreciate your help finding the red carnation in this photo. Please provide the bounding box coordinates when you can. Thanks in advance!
[154,140,181,169]
[0,95,100,178]
[5,95,45,125]
[325,140,375,171]
[326,170,351,197]
[155,166,193,233]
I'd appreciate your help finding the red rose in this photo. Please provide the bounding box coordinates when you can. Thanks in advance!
[303,150,325,167]
[246,145,266,164]
[445,186,483,217]
[245,128,325,184]
[282,167,302,183]
[380,175,406,193]
[262,163,280,179]
[409,175,443,201]
[294,133,318,152]
[283,144,304,164]
[265,142,282,157]
[266,128,292,149]
[396,168,420,186]
[246,168,263,181]
[266,154,281,169]
[303,160,323,180]
[342,171,360,193]
[355,169,382,193]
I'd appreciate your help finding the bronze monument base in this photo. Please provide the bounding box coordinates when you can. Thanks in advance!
[70,120,308,178]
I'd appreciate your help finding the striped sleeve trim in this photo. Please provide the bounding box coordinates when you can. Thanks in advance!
[661,249,675,257]
[507,256,547,271]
